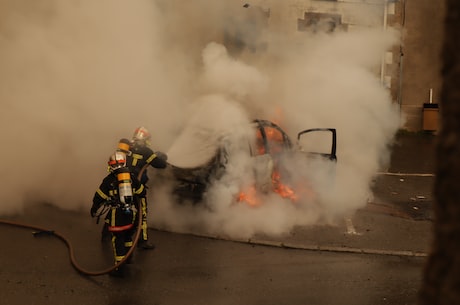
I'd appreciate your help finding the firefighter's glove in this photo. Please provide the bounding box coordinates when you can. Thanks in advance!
[155,151,168,162]
[90,206,98,217]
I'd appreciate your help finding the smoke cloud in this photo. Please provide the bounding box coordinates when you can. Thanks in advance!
[0,0,400,239]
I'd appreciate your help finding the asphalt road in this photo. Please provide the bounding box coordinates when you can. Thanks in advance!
[1,202,427,305]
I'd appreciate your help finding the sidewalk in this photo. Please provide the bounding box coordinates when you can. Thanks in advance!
[241,131,437,257]
[370,131,436,221]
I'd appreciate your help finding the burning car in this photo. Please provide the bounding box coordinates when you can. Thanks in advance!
[161,119,337,206]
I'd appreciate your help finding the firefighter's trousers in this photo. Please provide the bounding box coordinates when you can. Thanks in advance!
[135,197,149,242]
[106,206,135,264]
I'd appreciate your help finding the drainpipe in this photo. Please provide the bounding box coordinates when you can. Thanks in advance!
[380,0,388,85]
[398,48,404,112]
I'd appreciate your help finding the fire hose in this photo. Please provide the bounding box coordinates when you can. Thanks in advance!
[0,204,142,276]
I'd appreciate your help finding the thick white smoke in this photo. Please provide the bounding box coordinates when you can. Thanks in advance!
[0,0,400,240]
[0,0,187,213]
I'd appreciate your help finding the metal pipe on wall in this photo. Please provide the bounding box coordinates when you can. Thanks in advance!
[380,0,388,85]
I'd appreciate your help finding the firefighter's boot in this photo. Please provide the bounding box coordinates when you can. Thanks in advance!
[109,265,126,278]
[137,239,155,250]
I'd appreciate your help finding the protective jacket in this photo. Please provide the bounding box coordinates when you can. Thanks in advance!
[128,144,167,184]
[91,170,146,230]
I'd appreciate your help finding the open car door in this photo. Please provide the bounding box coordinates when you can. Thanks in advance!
[295,128,337,198]
[296,128,337,162]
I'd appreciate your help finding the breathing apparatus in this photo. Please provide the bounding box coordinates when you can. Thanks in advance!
[117,167,134,214]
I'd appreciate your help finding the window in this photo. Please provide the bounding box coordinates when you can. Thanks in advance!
[298,12,346,33]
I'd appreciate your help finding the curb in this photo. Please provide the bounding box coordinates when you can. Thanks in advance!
[376,172,435,177]
[171,231,429,258]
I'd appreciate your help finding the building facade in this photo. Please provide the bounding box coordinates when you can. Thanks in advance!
[242,0,445,131]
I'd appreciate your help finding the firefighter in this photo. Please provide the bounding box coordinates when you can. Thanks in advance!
[129,127,168,185]
[90,151,146,277]
[123,127,167,250]
[100,138,133,243]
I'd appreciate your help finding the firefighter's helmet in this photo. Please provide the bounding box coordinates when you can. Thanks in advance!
[108,151,127,172]
[132,126,151,146]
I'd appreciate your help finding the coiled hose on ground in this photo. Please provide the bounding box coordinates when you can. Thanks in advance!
[0,207,142,277]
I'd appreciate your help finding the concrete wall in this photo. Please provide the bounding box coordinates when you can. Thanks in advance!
[399,0,445,131]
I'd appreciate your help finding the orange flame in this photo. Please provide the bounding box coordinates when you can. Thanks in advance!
[271,171,298,202]
[238,113,317,206]
[237,169,299,205]
[237,185,261,206]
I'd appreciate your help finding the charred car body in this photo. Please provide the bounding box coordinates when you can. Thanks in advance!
[162,119,337,205]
